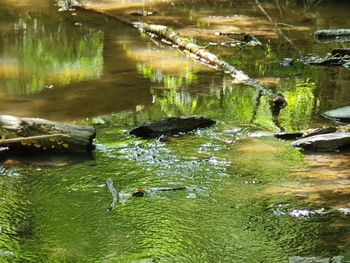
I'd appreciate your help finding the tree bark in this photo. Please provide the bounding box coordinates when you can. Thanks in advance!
[0,115,95,153]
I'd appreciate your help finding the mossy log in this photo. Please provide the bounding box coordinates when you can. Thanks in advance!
[0,115,95,153]
[133,22,286,109]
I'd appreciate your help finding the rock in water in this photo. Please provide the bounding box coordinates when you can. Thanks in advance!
[323,106,350,122]
[302,127,337,138]
[314,29,350,42]
[130,117,216,139]
[292,132,350,151]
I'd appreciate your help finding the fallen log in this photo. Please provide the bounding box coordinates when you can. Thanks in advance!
[130,116,215,139]
[133,22,286,109]
[0,115,95,153]
[64,1,286,109]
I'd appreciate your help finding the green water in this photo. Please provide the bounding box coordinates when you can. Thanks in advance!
[0,0,350,262]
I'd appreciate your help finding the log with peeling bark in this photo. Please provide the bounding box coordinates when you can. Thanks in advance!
[133,23,286,108]
[0,115,96,153]
[64,1,286,109]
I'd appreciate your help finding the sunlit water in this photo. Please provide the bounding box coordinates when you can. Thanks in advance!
[0,0,350,262]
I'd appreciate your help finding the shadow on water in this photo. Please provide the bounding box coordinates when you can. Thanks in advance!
[0,0,350,262]
[0,0,153,120]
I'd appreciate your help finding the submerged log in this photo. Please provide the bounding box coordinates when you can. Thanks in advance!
[133,22,286,109]
[0,115,95,153]
[130,116,215,139]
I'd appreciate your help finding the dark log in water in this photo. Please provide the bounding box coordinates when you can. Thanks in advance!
[130,116,215,139]
[0,115,95,153]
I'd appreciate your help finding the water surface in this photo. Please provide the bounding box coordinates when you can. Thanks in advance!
[0,0,350,262]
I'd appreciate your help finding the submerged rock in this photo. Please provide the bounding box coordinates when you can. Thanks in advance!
[292,132,350,151]
[323,106,350,123]
[130,117,216,139]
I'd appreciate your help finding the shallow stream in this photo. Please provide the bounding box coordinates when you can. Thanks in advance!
[0,0,350,262]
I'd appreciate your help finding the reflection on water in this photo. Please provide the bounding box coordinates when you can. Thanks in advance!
[0,0,350,262]
[1,15,103,96]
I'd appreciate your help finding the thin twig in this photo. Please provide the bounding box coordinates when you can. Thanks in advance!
[255,0,273,22]
[255,0,300,53]
[106,178,119,211]
[0,134,71,145]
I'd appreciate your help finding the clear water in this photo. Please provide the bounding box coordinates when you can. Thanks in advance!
[0,0,350,262]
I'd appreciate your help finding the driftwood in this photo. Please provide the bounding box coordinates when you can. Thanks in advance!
[64,1,286,109]
[0,115,95,153]
[133,22,286,109]
[106,179,119,211]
